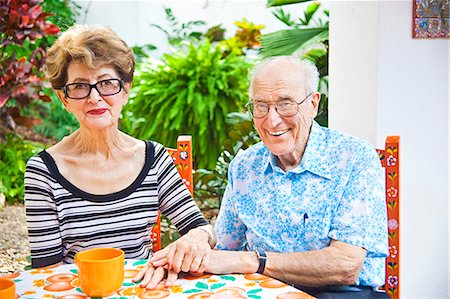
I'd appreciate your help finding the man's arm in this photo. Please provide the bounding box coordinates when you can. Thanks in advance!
[206,240,366,287]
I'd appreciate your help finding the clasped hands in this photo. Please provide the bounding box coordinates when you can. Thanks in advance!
[133,227,211,289]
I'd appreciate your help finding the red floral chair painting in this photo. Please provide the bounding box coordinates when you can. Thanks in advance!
[377,136,400,299]
[151,135,194,252]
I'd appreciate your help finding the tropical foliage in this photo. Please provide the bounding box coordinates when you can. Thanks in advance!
[126,39,253,169]
[0,0,78,203]
[0,0,60,116]
[151,7,206,46]
[194,112,260,210]
[0,133,46,203]
[0,0,79,133]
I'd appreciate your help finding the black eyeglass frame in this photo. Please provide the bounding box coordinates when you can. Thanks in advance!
[246,92,313,119]
[62,78,125,100]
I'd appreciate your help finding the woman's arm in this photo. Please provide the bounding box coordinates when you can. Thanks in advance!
[25,155,63,268]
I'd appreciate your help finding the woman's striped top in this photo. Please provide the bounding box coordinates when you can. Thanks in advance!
[24,140,208,268]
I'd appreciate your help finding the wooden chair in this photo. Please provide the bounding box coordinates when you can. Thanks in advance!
[376,136,400,299]
[150,135,194,252]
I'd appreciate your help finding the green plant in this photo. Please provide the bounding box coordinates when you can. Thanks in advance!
[151,7,206,46]
[260,0,328,57]
[132,44,157,64]
[127,39,253,169]
[205,24,226,42]
[0,0,79,140]
[194,112,260,209]
[215,19,265,58]
[0,133,46,203]
[234,18,266,49]
[42,0,80,32]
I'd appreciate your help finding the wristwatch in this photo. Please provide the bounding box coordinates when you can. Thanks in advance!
[255,250,267,274]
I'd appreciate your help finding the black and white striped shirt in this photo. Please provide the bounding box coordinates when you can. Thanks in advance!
[25,141,208,268]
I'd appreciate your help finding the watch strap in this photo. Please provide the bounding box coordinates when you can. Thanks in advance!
[255,250,267,274]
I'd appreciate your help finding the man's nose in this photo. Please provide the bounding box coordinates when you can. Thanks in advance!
[265,105,282,126]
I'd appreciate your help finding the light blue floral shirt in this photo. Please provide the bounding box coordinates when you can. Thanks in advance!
[215,121,388,287]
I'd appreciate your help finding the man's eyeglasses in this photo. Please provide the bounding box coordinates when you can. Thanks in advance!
[62,78,124,100]
[246,93,312,118]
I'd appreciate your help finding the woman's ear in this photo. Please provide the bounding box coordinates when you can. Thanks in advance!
[122,82,132,106]
[56,90,71,113]
[123,82,132,93]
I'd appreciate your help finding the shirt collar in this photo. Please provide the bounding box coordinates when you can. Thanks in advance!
[263,121,332,179]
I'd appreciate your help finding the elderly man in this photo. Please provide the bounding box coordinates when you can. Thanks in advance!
[207,56,389,299]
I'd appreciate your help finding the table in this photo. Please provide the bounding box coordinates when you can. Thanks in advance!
[3,259,316,299]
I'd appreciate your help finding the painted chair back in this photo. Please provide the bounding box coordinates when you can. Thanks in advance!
[151,135,193,251]
[376,136,400,299]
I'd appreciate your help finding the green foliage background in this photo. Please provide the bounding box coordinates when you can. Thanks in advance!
[126,40,253,169]
[0,134,45,203]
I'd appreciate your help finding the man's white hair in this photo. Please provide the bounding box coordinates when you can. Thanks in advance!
[248,56,319,98]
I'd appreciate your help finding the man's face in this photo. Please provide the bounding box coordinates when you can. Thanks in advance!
[251,62,320,162]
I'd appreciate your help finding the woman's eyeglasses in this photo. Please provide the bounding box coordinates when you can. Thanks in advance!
[62,78,124,100]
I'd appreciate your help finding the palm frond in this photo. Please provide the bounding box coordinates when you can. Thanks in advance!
[267,0,314,7]
[260,27,328,57]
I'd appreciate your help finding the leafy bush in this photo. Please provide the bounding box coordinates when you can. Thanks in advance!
[127,40,253,169]
[194,112,260,210]
[0,0,79,141]
[0,0,60,118]
[0,133,45,203]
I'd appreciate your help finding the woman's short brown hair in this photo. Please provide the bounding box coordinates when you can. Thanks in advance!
[45,24,135,89]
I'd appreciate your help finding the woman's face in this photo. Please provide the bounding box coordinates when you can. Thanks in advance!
[57,63,130,131]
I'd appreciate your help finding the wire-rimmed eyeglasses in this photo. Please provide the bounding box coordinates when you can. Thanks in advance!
[62,78,124,100]
[246,93,312,118]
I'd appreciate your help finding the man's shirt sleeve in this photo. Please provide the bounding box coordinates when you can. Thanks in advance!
[328,142,388,257]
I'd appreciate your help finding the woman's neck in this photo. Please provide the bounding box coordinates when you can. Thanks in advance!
[71,127,127,159]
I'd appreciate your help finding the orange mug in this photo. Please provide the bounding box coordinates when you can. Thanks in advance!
[74,247,124,297]
[0,278,15,299]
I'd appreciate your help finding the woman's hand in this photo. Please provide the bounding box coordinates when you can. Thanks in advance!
[149,227,212,274]
[132,262,178,289]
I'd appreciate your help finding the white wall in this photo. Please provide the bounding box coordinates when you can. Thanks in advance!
[329,2,379,144]
[330,1,449,298]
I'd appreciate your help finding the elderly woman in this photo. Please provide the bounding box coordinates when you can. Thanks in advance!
[24,24,215,289]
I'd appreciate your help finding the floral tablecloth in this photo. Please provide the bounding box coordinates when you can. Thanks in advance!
[2,259,316,299]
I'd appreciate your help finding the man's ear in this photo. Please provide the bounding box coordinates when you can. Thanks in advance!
[56,90,71,112]
[310,92,321,118]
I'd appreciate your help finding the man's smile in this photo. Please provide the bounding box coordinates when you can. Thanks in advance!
[268,128,291,136]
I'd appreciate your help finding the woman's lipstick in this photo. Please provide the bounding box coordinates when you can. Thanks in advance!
[88,108,107,115]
